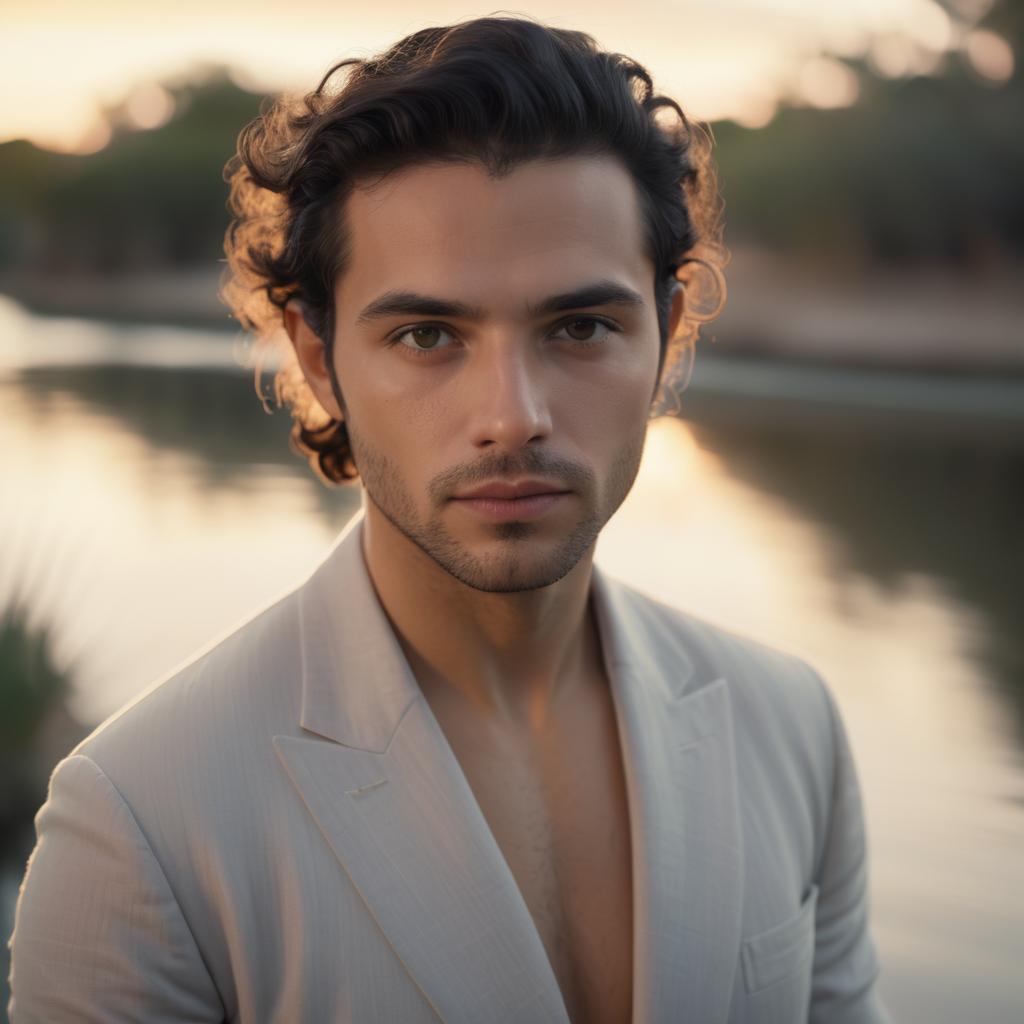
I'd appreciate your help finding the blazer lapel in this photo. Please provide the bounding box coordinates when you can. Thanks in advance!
[275,509,744,1024]
[274,510,571,1023]
[590,567,745,1024]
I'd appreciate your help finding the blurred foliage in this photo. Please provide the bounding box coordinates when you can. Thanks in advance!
[0,598,77,844]
[0,71,264,271]
[715,62,1023,265]
[0,10,1021,273]
[0,601,66,754]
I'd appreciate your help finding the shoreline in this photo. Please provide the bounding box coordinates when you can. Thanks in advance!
[3,247,1022,375]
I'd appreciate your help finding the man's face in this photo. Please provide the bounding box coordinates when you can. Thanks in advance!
[311,155,674,592]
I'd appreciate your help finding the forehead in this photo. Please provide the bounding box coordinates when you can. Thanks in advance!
[336,155,652,315]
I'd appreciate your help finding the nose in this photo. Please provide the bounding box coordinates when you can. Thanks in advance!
[467,339,552,453]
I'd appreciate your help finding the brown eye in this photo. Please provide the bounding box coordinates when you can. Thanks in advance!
[556,317,615,345]
[565,318,597,341]
[391,324,455,355]
[409,327,443,348]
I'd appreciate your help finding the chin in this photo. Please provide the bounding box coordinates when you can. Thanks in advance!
[436,524,598,593]
[445,559,579,594]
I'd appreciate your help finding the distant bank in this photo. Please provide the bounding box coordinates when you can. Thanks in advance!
[2,247,1021,374]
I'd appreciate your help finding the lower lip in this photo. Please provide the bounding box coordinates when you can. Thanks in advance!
[451,492,570,520]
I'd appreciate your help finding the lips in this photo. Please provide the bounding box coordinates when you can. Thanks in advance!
[450,490,570,522]
[452,479,569,500]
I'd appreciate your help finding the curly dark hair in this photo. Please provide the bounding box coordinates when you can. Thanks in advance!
[222,14,728,485]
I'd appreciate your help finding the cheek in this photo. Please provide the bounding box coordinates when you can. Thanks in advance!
[340,356,450,459]
[572,345,659,433]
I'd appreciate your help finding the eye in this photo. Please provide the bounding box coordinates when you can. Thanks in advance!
[552,316,618,345]
[389,324,456,356]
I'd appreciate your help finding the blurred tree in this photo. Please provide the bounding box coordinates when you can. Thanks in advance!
[0,70,264,274]
[715,0,1021,267]
[0,7,1020,276]
[714,60,1023,267]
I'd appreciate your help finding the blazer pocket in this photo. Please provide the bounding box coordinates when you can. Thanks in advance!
[741,882,819,994]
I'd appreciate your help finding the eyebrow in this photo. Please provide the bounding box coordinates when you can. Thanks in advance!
[352,280,646,326]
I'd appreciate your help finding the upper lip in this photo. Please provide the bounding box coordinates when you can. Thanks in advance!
[453,478,569,500]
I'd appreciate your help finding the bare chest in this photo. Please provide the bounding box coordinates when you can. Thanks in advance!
[430,683,635,1024]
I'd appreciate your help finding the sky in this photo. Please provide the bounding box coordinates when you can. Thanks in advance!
[2,0,1007,152]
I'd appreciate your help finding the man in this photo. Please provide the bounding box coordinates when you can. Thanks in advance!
[7,15,890,1024]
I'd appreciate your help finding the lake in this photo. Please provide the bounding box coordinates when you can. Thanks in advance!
[2,296,1022,1021]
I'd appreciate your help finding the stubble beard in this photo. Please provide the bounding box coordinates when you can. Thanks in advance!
[345,419,649,594]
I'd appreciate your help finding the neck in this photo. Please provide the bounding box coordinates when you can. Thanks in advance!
[359,497,602,733]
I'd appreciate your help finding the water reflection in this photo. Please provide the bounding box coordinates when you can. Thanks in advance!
[15,362,356,527]
[2,308,1023,1021]
[680,392,1024,743]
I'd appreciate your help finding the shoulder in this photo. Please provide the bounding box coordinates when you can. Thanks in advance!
[39,578,315,910]
[610,578,839,768]
[614,579,832,703]
[69,579,305,784]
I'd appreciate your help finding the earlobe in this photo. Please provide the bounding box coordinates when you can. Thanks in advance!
[667,281,686,342]
[283,298,345,420]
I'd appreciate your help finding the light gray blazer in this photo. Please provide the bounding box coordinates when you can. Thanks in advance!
[7,509,891,1023]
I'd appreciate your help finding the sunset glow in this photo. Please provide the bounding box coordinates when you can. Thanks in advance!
[2,0,1006,153]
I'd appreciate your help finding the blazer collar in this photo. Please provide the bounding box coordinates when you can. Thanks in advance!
[292,508,417,751]
[275,508,744,1023]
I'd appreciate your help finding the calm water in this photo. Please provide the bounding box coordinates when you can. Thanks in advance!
[2,297,1023,1021]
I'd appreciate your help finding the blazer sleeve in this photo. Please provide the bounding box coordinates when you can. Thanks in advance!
[7,753,225,1024]
[808,673,894,1024]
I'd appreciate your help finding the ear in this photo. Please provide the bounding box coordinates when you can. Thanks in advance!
[283,298,344,420]
[667,280,686,342]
